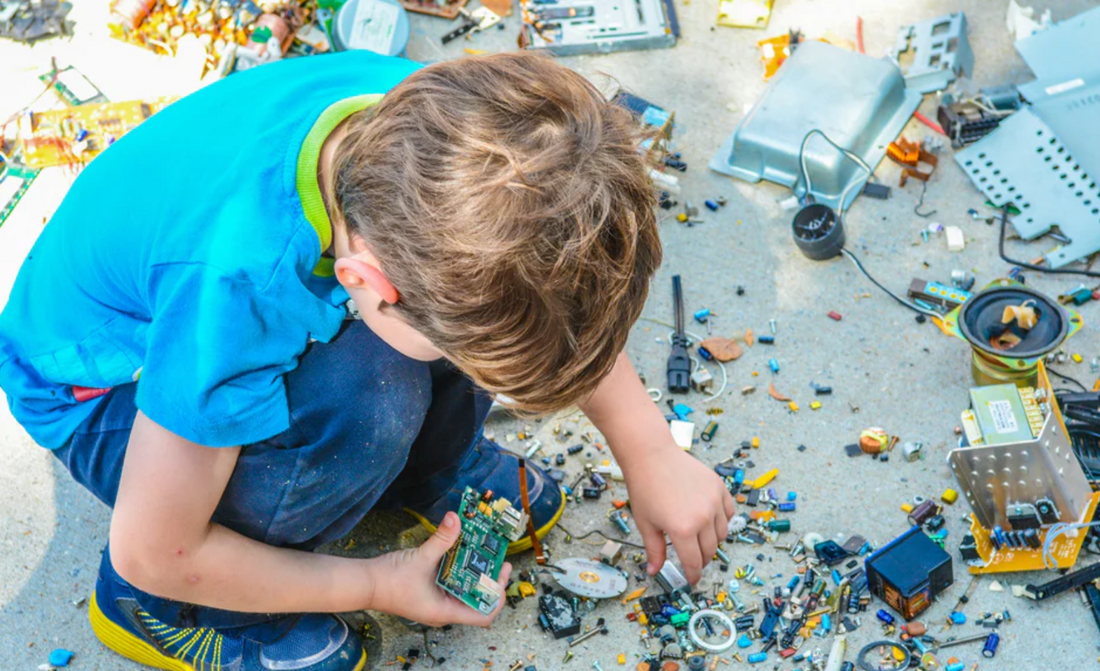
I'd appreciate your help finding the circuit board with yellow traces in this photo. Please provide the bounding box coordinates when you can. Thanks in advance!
[19,98,176,169]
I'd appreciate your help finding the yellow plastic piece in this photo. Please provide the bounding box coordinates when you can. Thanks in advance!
[893,646,907,662]
[618,653,626,665]
[751,437,760,448]
[677,213,688,222]
[638,613,649,626]
[517,581,537,597]
[622,587,647,604]
[901,503,914,513]
[1073,353,1084,363]
[717,592,727,603]
[941,489,958,505]
[788,402,799,412]
[748,468,779,489]
[810,401,822,410]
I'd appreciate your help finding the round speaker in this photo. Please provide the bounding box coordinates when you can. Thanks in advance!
[958,285,1069,360]
[792,203,845,260]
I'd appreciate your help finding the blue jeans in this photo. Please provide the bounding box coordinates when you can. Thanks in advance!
[53,320,493,627]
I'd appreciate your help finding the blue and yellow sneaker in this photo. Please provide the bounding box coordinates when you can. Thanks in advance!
[89,548,368,671]
[405,437,565,555]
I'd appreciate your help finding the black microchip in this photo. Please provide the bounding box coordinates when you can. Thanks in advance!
[466,551,491,575]
[482,535,502,556]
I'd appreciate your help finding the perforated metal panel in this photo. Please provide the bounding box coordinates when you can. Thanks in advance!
[954,108,1100,268]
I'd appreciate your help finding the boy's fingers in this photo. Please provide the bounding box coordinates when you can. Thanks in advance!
[674,534,703,584]
[638,521,666,575]
[420,512,461,559]
[450,563,514,628]
[722,490,736,520]
[713,512,729,550]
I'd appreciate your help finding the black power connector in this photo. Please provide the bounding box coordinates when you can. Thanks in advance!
[667,275,691,393]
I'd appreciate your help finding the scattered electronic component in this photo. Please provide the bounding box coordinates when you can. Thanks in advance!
[1024,561,1100,601]
[519,0,677,56]
[550,558,629,599]
[865,527,953,620]
[436,487,526,614]
[1005,502,1041,530]
[655,560,690,601]
[891,13,973,94]
[0,156,39,229]
[538,593,581,639]
[39,64,108,107]
[907,279,972,312]
[967,383,1039,445]
[938,100,1004,148]
[19,98,175,169]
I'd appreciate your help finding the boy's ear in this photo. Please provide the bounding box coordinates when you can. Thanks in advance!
[334,257,400,304]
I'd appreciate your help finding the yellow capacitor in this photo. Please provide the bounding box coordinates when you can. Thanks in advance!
[901,503,914,513]
[751,436,760,448]
[810,400,822,410]
[618,653,626,665]
[942,489,959,505]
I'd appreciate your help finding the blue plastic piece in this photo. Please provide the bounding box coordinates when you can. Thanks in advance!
[946,664,965,671]
[737,634,753,648]
[673,403,693,420]
[705,199,720,211]
[693,308,711,323]
[950,611,966,625]
[876,609,895,625]
[768,358,779,373]
[787,491,797,501]
[748,652,767,664]
[49,649,75,667]
[733,469,745,486]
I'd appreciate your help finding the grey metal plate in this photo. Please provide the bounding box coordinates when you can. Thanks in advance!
[954,108,1100,269]
[892,13,974,95]
[709,41,922,212]
[522,0,675,56]
[948,410,1092,530]
[1016,5,1100,103]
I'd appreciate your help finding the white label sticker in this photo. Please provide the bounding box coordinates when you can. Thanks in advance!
[988,400,1019,434]
[1046,78,1085,96]
[349,0,398,54]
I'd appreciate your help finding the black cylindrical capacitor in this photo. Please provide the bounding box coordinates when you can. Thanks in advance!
[582,487,602,499]
[1024,528,1041,549]
[907,500,940,526]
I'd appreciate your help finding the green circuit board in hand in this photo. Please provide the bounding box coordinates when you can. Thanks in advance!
[436,487,527,614]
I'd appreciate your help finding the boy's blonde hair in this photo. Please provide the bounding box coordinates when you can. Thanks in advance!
[331,53,662,413]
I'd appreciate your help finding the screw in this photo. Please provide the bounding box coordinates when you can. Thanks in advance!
[727,582,746,611]
[593,663,605,671]
[714,547,732,564]
[769,319,777,334]
[569,626,608,647]
[563,650,575,663]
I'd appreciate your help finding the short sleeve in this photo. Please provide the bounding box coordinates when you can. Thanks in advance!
[135,262,309,447]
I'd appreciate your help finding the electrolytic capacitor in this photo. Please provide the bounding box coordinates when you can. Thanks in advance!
[701,420,719,442]
[983,632,1000,658]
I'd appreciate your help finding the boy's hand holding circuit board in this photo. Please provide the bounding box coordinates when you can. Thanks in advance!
[367,488,523,627]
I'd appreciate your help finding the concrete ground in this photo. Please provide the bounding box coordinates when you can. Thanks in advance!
[3,0,1100,668]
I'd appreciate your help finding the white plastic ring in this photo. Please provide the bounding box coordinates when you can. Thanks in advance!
[687,609,737,652]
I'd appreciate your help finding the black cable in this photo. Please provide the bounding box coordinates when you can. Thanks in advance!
[1048,367,1089,391]
[841,248,938,317]
[914,179,937,218]
[998,204,1100,278]
[555,523,658,549]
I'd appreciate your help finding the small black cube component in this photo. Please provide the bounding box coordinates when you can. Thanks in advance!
[482,535,502,557]
[925,515,946,532]
[555,453,566,466]
[866,527,953,620]
[814,540,850,566]
[959,533,980,562]
[466,551,491,576]
[582,487,602,500]
[538,594,581,639]
[745,489,760,507]
[844,444,863,457]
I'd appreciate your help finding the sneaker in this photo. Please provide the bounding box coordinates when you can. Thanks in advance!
[89,548,368,671]
[404,437,565,554]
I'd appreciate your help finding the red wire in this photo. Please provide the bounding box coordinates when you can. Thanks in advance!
[856,16,865,54]
[913,111,947,136]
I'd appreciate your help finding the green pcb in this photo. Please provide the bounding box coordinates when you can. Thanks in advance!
[436,487,525,614]
[0,161,40,230]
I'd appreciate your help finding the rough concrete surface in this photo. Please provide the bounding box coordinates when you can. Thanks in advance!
[2,0,1100,669]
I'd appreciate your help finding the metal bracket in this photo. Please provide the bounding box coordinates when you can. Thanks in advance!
[954,109,1100,269]
[891,13,973,94]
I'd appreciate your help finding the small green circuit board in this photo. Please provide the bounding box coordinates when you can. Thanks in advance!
[436,487,526,614]
[0,159,40,229]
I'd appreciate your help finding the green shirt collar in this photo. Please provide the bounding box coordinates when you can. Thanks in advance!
[297,94,384,275]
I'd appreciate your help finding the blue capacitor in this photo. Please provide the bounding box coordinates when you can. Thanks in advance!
[950,611,966,625]
[876,609,895,625]
[737,634,753,648]
[705,199,720,211]
[698,346,713,361]
[733,469,745,486]
[748,652,767,664]
[75,128,88,142]
[787,576,800,591]
[831,569,842,585]
[778,502,796,512]
[694,308,712,323]
[821,614,831,633]
[992,525,1007,549]
[983,632,999,658]
[787,491,797,501]
[768,358,780,373]
[945,664,964,671]
[758,335,775,344]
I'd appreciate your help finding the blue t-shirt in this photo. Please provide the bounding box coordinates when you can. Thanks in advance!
[0,52,420,448]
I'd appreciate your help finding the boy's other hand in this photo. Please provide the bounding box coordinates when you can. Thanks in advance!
[627,447,735,585]
[366,512,512,628]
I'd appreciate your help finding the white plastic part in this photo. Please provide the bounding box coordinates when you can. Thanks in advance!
[669,420,695,450]
[946,226,966,251]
